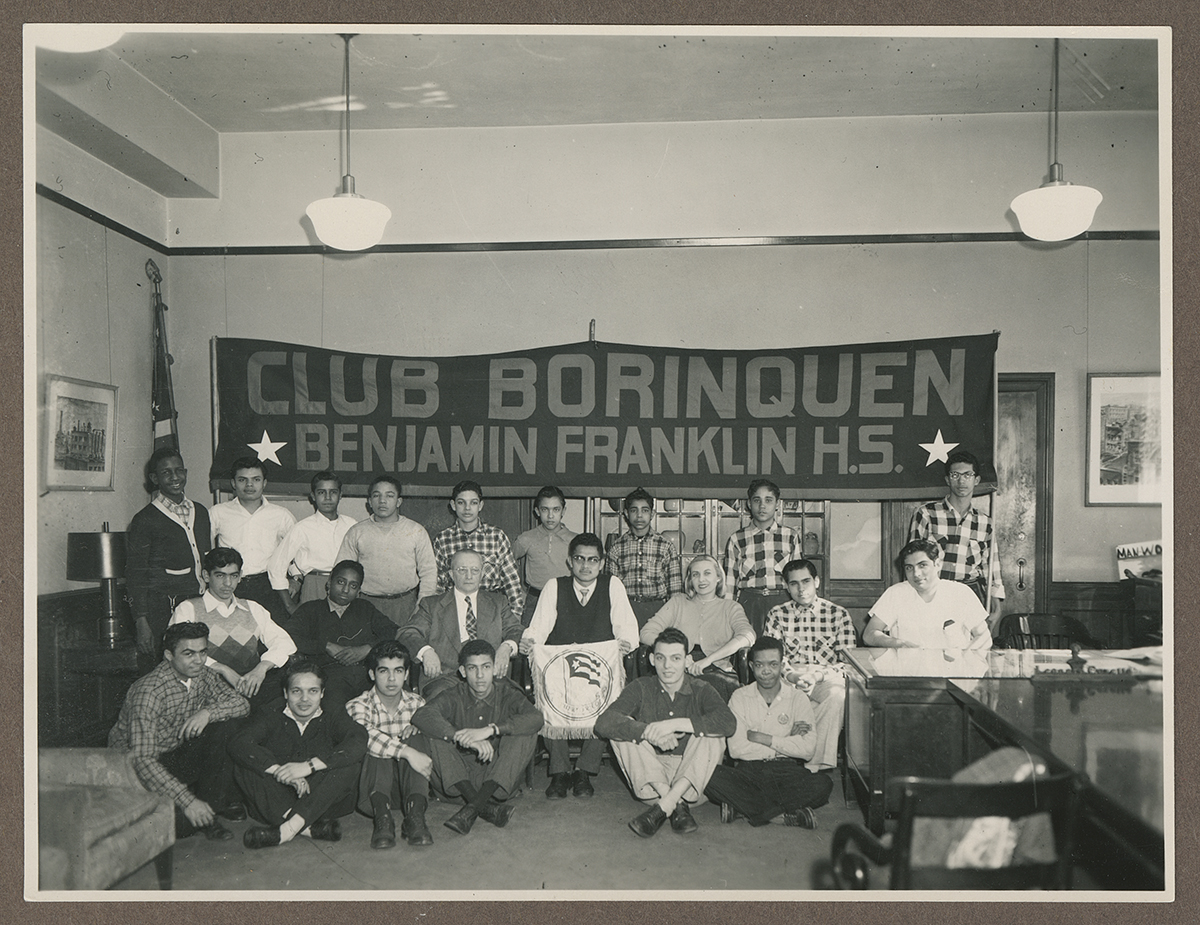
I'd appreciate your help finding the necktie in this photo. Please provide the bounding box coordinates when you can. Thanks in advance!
[465,596,477,639]
[579,588,590,606]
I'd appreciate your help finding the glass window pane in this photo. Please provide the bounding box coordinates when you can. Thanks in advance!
[829,502,882,579]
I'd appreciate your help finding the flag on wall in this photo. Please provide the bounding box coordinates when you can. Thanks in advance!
[147,259,179,450]
[531,640,625,739]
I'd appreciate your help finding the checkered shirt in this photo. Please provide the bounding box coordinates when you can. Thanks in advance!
[433,522,525,620]
[723,524,804,593]
[908,498,998,588]
[108,659,250,808]
[345,686,426,761]
[604,531,684,600]
[763,597,856,667]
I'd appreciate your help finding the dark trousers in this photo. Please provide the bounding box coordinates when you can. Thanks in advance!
[234,761,359,827]
[238,572,287,623]
[629,598,668,629]
[547,737,606,776]
[522,586,541,628]
[736,590,790,637]
[157,719,238,836]
[320,663,372,709]
[137,588,190,674]
[428,733,537,803]
[705,758,833,826]
[356,741,431,816]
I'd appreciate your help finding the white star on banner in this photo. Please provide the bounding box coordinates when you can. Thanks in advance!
[918,429,959,466]
[247,430,287,465]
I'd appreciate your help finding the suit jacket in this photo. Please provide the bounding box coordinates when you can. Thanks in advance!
[398,587,522,668]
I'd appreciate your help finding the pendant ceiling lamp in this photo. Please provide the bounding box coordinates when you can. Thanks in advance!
[34,24,126,53]
[306,34,391,251]
[1010,39,1103,242]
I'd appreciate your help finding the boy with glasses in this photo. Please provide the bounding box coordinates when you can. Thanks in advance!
[520,533,638,798]
[908,450,1005,625]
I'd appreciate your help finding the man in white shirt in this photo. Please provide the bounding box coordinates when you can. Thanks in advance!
[210,456,295,623]
[268,470,358,615]
[520,532,637,798]
[398,550,523,700]
[704,635,833,829]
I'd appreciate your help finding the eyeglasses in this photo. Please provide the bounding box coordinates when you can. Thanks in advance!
[571,555,602,565]
[453,567,482,577]
[947,471,978,481]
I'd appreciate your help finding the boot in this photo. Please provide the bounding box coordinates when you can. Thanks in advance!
[400,797,433,846]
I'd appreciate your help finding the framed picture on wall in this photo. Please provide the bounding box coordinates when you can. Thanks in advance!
[1086,373,1162,506]
[43,375,118,491]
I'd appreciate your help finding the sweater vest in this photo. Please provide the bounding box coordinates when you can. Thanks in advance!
[186,597,262,676]
[546,578,615,645]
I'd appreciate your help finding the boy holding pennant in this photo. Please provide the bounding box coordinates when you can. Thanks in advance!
[521,533,638,799]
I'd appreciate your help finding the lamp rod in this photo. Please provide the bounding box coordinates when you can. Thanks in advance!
[1050,38,1060,170]
[343,34,353,179]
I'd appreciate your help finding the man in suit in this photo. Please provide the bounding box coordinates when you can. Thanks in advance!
[398,549,522,699]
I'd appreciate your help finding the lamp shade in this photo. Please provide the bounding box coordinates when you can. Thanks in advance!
[66,532,126,581]
[306,190,392,251]
[1010,183,1103,242]
[34,25,126,53]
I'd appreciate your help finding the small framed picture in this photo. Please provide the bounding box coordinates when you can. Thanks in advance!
[44,375,118,490]
[1086,374,1162,506]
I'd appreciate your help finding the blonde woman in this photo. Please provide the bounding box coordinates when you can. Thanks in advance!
[639,555,756,701]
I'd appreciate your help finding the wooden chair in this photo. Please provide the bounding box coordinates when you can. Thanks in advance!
[831,771,1081,890]
[995,613,1100,650]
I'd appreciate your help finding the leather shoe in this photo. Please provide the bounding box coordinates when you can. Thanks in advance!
[478,801,516,828]
[401,805,434,846]
[782,806,817,829]
[628,804,668,838]
[443,804,479,835]
[243,825,281,849]
[215,802,247,822]
[670,803,698,834]
[571,769,594,798]
[719,801,741,824]
[545,773,570,799]
[307,819,342,842]
[201,821,234,841]
[371,810,397,849]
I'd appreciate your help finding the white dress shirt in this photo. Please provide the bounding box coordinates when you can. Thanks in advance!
[267,511,359,589]
[210,497,296,576]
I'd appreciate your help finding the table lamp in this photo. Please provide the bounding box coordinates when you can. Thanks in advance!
[66,524,127,648]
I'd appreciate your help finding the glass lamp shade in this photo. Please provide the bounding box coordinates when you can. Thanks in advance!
[306,191,391,251]
[1010,182,1103,242]
[34,25,126,53]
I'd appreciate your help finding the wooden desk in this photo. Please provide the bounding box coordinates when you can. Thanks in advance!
[842,647,1165,890]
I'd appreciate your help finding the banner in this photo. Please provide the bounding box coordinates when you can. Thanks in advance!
[210,332,998,496]
[530,640,625,739]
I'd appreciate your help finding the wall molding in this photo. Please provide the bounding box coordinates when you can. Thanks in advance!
[36,183,1160,258]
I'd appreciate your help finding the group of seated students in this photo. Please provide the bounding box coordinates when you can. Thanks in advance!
[112,446,999,850]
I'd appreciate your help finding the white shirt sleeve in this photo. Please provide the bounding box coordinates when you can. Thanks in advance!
[522,577,560,645]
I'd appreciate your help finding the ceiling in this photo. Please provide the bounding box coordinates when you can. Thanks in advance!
[36,31,1160,135]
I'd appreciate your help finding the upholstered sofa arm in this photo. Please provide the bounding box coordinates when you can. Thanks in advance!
[38,748,144,791]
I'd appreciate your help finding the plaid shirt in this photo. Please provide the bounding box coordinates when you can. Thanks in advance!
[908,498,1005,600]
[723,523,803,593]
[345,686,426,761]
[108,659,250,808]
[605,531,684,600]
[433,522,525,620]
[763,597,856,668]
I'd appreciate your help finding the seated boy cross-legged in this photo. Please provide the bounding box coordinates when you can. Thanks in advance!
[345,641,435,848]
[411,639,544,836]
[594,627,736,838]
[231,661,368,849]
[704,635,834,830]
